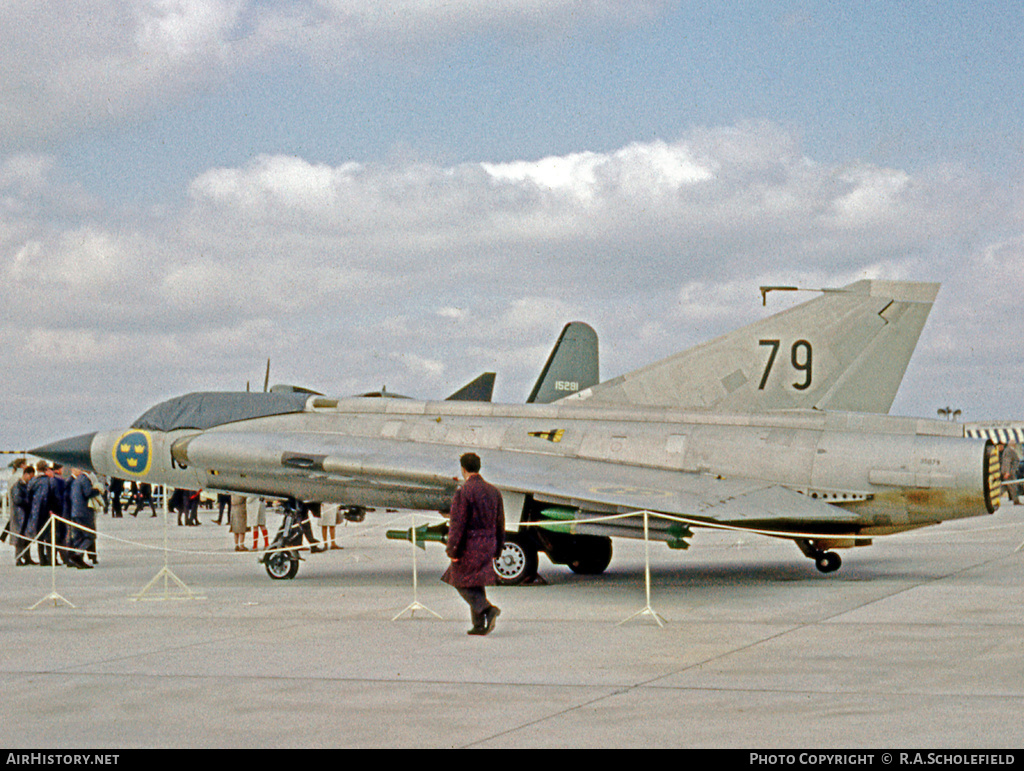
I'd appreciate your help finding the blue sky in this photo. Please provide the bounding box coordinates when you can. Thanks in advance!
[2,1,1023,448]
[56,2,1024,197]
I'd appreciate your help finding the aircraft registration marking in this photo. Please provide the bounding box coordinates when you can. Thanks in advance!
[758,339,813,391]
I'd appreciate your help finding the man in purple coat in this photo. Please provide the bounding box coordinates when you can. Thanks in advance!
[443,452,505,635]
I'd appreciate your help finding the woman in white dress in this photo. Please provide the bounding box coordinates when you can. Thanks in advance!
[320,502,342,550]
[229,494,248,551]
[247,496,268,550]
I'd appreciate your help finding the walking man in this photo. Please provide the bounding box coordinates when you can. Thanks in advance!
[442,452,505,635]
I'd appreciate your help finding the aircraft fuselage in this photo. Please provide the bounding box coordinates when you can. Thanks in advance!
[84,396,999,539]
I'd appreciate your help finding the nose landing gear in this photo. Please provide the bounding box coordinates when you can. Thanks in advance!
[814,550,842,573]
[264,549,300,580]
[796,538,843,574]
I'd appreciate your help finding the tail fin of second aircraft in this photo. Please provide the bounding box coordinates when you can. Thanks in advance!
[446,372,497,402]
[567,280,939,414]
[527,322,600,404]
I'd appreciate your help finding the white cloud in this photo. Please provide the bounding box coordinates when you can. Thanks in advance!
[0,154,55,195]
[482,140,715,205]
[183,125,979,285]
[501,296,579,333]
[829,165,912,227]
[0,0,244,146]
[436,307,468,321]
[135,0,241,62]
[0,0,668,148]
[1,122,1021,445]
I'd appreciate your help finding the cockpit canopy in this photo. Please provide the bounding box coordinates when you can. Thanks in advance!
[131,391,310,432]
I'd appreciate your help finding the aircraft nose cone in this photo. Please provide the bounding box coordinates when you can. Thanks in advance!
[31,432,98,473]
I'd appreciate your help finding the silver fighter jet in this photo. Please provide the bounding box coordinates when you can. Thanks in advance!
[34,281,1001,582]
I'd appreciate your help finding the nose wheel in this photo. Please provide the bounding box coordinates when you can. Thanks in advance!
[264,549,300,580]
[814,550,842,574]
[796,539,843,574]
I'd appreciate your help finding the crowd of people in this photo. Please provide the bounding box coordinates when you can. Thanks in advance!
[3,452,505,637]
[3,459,98,568]
[2,459,354,565]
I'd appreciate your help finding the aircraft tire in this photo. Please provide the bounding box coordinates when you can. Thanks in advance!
[265,550,300,580]
[494,534,538,586]
[814,551,842,574]
[567,536,613,575]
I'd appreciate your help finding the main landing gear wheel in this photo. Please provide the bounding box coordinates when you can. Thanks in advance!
[814,551,842,574]
[494,534,538,586]
[567,536,613,576]
[265,549,300,580]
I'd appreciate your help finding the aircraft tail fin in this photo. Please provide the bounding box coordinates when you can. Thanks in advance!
[446,372,496,402]
[527,322,600,404]
[569,280,939,413]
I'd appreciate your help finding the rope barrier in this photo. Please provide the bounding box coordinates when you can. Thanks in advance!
[25,518,74,610]
[9,500,1024,622]
[14,507,1016,563]
[10,507,446,605]
[11,480,1024,563]
[392,513,443,622]
[10,509,421,559]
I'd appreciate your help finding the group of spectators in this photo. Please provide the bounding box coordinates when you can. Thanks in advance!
[4,458,359,564]
[3,458,99,568]
[199,493,346,553]
[106,478,158,518]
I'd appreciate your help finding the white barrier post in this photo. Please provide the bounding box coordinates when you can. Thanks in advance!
[617,510,666,627]
[131,487,203,601]
[28,517,74,610]
[393,514,442,621]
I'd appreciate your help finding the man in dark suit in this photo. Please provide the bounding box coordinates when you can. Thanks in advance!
[108,477,124,518]
[27,461,57,565]
[10,464,35,565]
[68,468,99,567]
[442,452,505,635]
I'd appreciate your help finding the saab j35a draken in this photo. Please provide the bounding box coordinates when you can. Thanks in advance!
[35,280,1002,583]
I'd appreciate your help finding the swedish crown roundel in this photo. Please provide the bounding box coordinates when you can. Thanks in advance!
[113,430,152,476]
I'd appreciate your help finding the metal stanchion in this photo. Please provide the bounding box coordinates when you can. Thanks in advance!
[393,514,442,621]
[132,486,204,601]
[617,511,666,627]
[28,518,74,610]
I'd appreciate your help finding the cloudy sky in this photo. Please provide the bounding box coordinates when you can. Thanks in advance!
[2,1,1023,450]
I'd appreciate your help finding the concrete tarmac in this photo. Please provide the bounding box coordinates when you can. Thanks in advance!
[1,503,1023,749]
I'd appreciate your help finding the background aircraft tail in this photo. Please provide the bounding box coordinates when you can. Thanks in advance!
[567,280,939,413]
[527,322,600,404]
[446,372,496,402]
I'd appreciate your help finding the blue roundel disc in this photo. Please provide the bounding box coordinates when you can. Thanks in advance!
[112,430,152,476]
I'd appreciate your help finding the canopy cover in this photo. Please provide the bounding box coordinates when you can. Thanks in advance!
[131,392,310,432]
